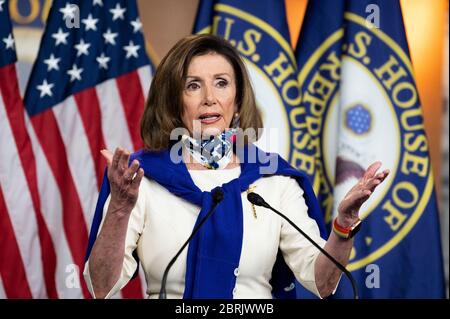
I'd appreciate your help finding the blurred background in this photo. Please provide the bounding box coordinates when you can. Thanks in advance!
[6,0,449,297]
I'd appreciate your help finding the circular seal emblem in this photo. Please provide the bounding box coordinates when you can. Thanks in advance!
[297,13,434,270]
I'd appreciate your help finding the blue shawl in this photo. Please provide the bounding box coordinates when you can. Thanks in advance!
[85,144,326,298]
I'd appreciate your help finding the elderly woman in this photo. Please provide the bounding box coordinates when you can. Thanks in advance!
[83,34,388,299]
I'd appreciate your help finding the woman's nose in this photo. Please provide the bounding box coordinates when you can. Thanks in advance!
[203,85,216,106]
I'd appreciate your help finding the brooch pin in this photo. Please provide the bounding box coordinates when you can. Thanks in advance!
[246,185,257,219]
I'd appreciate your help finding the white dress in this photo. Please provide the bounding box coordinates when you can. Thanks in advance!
[84,166,328,299]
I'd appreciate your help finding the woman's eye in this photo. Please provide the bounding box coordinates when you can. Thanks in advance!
[216,79,228,88]
[186,82,200,90]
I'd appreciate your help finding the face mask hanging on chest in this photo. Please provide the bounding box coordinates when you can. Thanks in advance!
[182,129,237,169]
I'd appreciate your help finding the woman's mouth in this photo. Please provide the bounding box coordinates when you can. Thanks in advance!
[198,113,222,124]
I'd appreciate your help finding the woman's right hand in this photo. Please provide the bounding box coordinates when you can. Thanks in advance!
[101,148,144,214]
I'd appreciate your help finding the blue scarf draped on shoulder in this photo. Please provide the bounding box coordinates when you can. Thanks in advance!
[85,144,327,298]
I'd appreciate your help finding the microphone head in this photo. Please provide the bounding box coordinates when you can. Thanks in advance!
[247,192,268,208]
[212,188,224,203]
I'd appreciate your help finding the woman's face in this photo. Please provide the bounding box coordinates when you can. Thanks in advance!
[181,52,237,137]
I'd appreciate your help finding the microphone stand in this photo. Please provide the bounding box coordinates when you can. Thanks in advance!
[247,192,359,299]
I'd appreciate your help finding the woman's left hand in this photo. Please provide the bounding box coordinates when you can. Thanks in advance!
[337,161,390,227]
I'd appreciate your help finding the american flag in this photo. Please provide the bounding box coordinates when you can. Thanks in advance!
[0,0,46,298]
[1,0,153,298]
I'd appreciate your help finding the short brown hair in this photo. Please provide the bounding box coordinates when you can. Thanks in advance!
[140,34,263,151]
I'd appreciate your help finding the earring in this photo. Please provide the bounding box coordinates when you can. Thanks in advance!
[232,112,240,128]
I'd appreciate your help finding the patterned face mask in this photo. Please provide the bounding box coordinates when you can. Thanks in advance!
[182,129,237,170]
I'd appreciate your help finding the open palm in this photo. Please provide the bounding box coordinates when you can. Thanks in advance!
[337,161,390,226]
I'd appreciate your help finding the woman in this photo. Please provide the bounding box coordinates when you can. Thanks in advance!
[84,34,389,299]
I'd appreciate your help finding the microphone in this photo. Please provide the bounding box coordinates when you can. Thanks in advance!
[159,188,225,299]
[247,192,359,299]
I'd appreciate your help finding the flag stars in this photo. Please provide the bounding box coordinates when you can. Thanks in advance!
[103,28,118,45]
[130,18,142,33]
[52,28,69,46]
[123,41,140,58]
[82,14,98,31]
[37,79,54,98]
[74,39,91,57]
[43,54,60,71]
[2,33,15,50]
[0,0,5,11]
[110,3,126,21]
[59,3,77,20]
[67,64,83,82]
[93,0,103,6]
[96,53,110,69]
